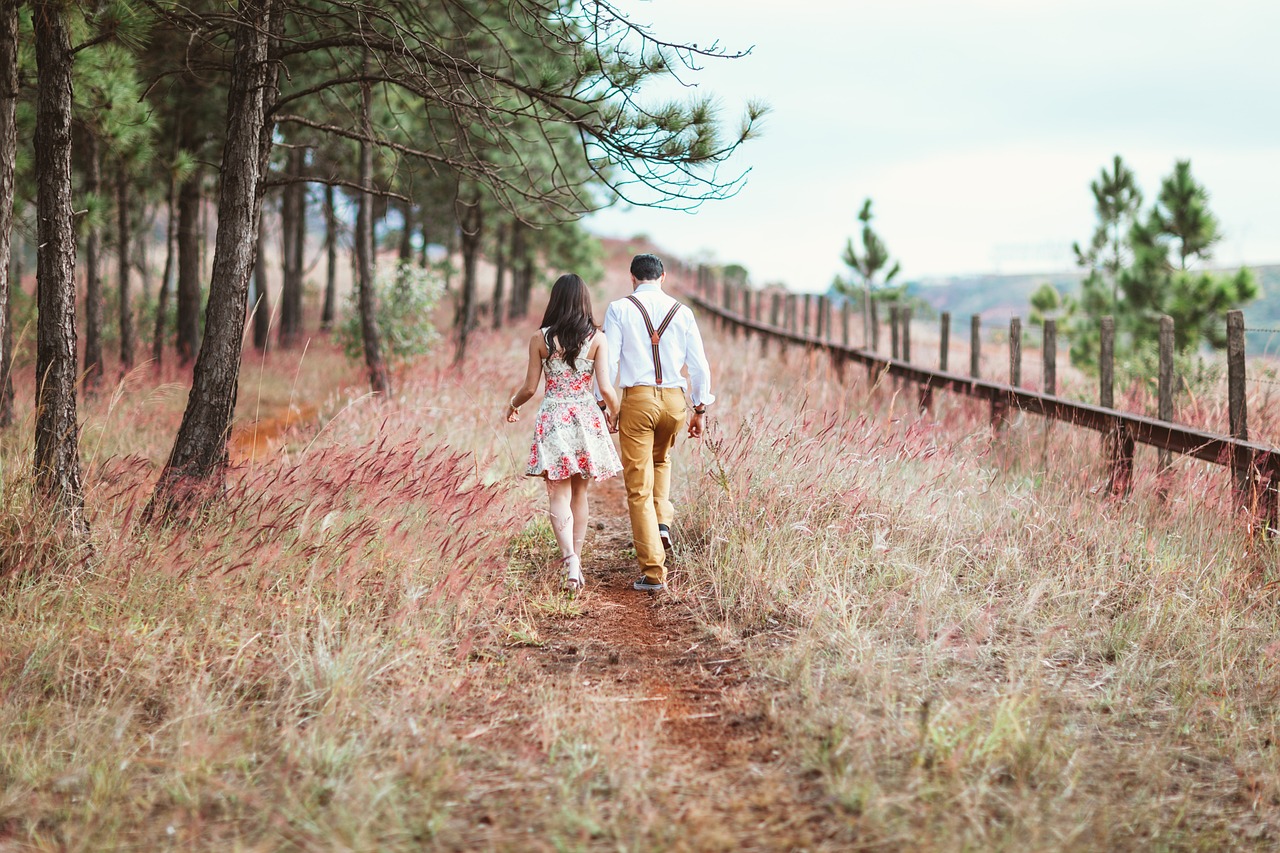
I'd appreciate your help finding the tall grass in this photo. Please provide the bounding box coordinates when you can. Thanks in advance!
[672,326,1280,849]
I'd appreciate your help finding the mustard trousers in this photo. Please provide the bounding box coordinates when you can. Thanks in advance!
[618,386,686,585]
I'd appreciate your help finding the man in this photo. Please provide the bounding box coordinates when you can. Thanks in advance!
[600,253,715,591]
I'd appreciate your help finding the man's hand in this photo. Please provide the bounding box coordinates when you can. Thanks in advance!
[687,411,705,439]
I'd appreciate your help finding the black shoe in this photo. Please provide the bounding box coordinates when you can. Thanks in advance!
[633,577,665,591]
[658,524,672,551]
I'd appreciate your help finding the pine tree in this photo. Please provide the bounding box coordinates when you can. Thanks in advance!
[1068,157,1256,367]
[837,198,900,348]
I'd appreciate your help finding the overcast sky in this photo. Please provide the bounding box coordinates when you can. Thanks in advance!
[586,0,1280,290]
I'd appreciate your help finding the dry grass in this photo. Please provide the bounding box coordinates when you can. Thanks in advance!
[669,323,1280,850]
[5,273,1280,849]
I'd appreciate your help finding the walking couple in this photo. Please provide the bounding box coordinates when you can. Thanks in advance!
[505,254,715,593]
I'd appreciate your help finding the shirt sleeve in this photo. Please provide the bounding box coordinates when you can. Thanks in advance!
[598,301,623,401]
[683,307,716,407]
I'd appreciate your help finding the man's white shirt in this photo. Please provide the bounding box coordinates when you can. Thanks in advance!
[600,282,715,407]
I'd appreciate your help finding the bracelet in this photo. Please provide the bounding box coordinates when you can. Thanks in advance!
[508,395,520,412]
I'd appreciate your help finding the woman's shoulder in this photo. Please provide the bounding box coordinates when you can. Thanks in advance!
[529,328,550,354]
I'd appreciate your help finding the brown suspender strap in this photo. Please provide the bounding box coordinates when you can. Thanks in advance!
[625,295,683,384]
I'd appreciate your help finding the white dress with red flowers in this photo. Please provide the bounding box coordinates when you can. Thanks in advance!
[525,333,622,482]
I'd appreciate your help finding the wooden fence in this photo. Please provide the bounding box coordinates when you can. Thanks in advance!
[689,267,1280,532]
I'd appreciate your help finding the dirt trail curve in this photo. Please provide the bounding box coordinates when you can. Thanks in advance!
[527,474,849,850]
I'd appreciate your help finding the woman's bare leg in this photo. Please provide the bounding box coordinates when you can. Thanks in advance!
[546,477,575,558]
[570,475,590,557]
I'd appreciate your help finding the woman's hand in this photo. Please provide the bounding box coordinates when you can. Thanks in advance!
[506,406,521,423]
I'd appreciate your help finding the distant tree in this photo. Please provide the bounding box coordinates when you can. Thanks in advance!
[1069,158,1256,366]
[1121,161,1256,352]
[722,263,749,288]
[1028,283,1072,327]
[1074,155,1143,308]
[836,198,900,346]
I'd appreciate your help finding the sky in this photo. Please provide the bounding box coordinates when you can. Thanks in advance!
[585,0,1280,291]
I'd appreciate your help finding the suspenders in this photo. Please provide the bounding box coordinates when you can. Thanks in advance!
[625,295,683,384]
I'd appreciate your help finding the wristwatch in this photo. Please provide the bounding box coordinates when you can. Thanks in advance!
[693,405,707,415]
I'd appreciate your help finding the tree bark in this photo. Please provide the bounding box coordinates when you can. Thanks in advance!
[175,173,201,364]
[148,0,280,518]
[321,181,336,328]
[33,0,88,535]
[508,222,526,321]
[453,194,481,364]
[252,213,269,350]
[397,199,413,267]
[278,145,303,345]
[0,0,17,428]
[355,65,389,397]
[418,210,429,268]
[117,169,134,372]
[152,168,177,370]
[83,130,104,391]
[491,221,506,330]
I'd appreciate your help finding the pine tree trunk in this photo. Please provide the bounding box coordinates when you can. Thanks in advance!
[148,0,279,518]
[175,174,201,364]
[252,214,269,350]
[398,200,413,268]
[117,169,134,371]
[356,67,389,397]
[418,212,429,268]
[453,196,481,364]
[321,182,336,329]
[278,146,303,345]
[33,0,87,535]
[153,171,176,370]
[83,130,104,390]
[508,223,526,321]
[0,0,17,428]
[491,221,506,330]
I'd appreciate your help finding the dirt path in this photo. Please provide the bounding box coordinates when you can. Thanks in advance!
[524,474,849,849]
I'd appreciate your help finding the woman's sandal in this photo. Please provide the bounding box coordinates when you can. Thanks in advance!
[562,555,585,594]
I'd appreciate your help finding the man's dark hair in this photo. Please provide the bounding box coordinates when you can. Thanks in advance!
[630,253,664,282]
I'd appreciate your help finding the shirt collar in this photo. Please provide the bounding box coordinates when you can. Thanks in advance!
[633,282,663,294]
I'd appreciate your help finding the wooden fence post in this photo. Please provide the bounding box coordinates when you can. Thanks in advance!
[1099,316,1132,497]
[1228,309,1251,497]
[902,306,912,363]
[825,296,834,342]
[802,294,812,337]
[816,295,827,340]
[870,299,879,351]
[940,312,950,372]
[1158,315,1174,475]
[1100,316,1115,409]
[841,301,851,348]
[770,293,781,329]
[970,315,980,378]
[890,305,900,360]
[1010,316,1022,387]
[1043,319,1056,395]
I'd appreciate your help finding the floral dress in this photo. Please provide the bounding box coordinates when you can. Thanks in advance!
[525,332,622,482]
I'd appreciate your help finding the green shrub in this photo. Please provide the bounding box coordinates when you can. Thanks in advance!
[336,262,445,368]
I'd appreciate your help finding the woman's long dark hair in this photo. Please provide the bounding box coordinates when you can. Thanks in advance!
[539,274,597,370]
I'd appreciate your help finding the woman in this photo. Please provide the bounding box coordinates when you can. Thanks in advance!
[506,274,622,592]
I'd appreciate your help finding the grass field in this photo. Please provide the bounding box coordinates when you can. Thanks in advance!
[3,256,1280,850]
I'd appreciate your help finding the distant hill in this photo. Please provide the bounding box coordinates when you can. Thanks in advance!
[907,265,1280,331]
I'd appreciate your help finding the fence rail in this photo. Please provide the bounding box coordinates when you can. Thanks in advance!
[687,272,1280,532]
